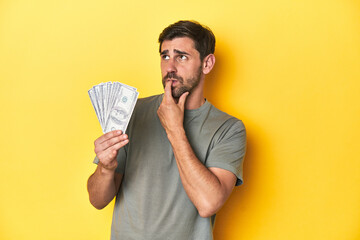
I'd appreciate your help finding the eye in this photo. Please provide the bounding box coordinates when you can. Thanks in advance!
[178,55,188,61]
[161,55,170,60]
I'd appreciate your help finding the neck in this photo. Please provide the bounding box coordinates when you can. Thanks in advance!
[184,79,205,110]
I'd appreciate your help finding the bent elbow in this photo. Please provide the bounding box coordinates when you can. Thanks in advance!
[198,209,216,218]
[92,203,106,210]
[89,197,107,210]
[197,200,221,218]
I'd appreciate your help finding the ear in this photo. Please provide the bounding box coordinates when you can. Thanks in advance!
[202,54,216,75]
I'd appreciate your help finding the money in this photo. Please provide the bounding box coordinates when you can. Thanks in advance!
[88,82,139,133]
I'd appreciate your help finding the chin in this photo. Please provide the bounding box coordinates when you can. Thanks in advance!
[172,88,189,98]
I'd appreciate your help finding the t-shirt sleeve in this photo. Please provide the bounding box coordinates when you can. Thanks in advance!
[205,119,246,186]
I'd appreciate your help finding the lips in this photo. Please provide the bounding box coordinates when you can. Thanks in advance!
[162,73,183,88]
[170,79,178,86]
[165,78,178,86]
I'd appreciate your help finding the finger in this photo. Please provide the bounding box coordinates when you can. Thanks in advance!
[95,134,128,153]
[95,130,123,145]
[99,139,129,161]
[163,80,173,99]
[105,139,129,154]
[94,131,128,154]
[178,91,189,109]
[97,139,129,162]
[97,148,117,163]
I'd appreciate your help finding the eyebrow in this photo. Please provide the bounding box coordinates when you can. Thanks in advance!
[160,49,190,56]
[160,50,169,55]
[174,49,189,55]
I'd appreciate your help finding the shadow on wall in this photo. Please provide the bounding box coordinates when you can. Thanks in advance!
[213,132,263,239]
[204,41,273,239]
[203,43,227,104]
[204,38,242,105]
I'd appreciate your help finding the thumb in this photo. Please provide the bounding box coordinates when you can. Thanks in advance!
[178,91,189,109]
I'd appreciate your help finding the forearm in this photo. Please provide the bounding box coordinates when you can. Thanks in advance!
[167,129,227,217]
[87,163,120,209]
[157,82,235,217]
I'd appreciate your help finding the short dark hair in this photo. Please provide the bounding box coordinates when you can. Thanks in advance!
[158,20,216,61]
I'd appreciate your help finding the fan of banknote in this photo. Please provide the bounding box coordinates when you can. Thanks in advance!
[88,82,139,133]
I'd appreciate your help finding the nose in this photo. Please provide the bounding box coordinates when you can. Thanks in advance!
[165,58,177,73]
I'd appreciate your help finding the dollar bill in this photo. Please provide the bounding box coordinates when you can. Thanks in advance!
[104,86,138,133]
[88,82,138,133]
[88,88,102,127]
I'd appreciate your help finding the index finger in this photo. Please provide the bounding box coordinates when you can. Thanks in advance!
[163,80,173,99]
[95,130,123,145]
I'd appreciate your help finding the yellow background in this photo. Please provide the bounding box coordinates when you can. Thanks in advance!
[0,0,359,239]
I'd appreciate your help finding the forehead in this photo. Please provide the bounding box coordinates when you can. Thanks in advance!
[160,37,197,54]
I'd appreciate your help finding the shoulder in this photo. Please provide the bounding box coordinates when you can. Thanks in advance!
[136,94,162,107]
[133,94,163,113]
[129,94,163,124]
[204,103,246,148]
[207,102,245,132]
[138,94,163,103]
[125,94,162,135]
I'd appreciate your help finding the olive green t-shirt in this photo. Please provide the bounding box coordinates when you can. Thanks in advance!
[97,94,246,240]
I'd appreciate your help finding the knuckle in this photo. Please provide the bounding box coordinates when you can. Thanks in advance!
[97,153,105,163]
[94,145,101,154]
[108,151,117,161]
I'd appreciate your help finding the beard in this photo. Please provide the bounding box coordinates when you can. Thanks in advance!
[162,66,203,98]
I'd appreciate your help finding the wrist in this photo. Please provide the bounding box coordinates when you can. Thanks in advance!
[166,127,186,142]
[99,163,116,176]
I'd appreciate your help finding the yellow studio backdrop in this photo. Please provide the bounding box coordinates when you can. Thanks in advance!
[0,0,359,239]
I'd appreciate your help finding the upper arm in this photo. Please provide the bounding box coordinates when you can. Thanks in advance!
[206,119,246,186]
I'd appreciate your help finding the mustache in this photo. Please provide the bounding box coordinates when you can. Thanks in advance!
[162,72,183,83]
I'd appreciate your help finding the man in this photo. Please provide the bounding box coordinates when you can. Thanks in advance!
[87,20,246,240]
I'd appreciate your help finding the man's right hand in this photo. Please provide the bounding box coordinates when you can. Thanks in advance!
[94,130,129,171]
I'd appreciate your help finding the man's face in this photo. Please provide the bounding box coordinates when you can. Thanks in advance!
[160,37,203,98]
